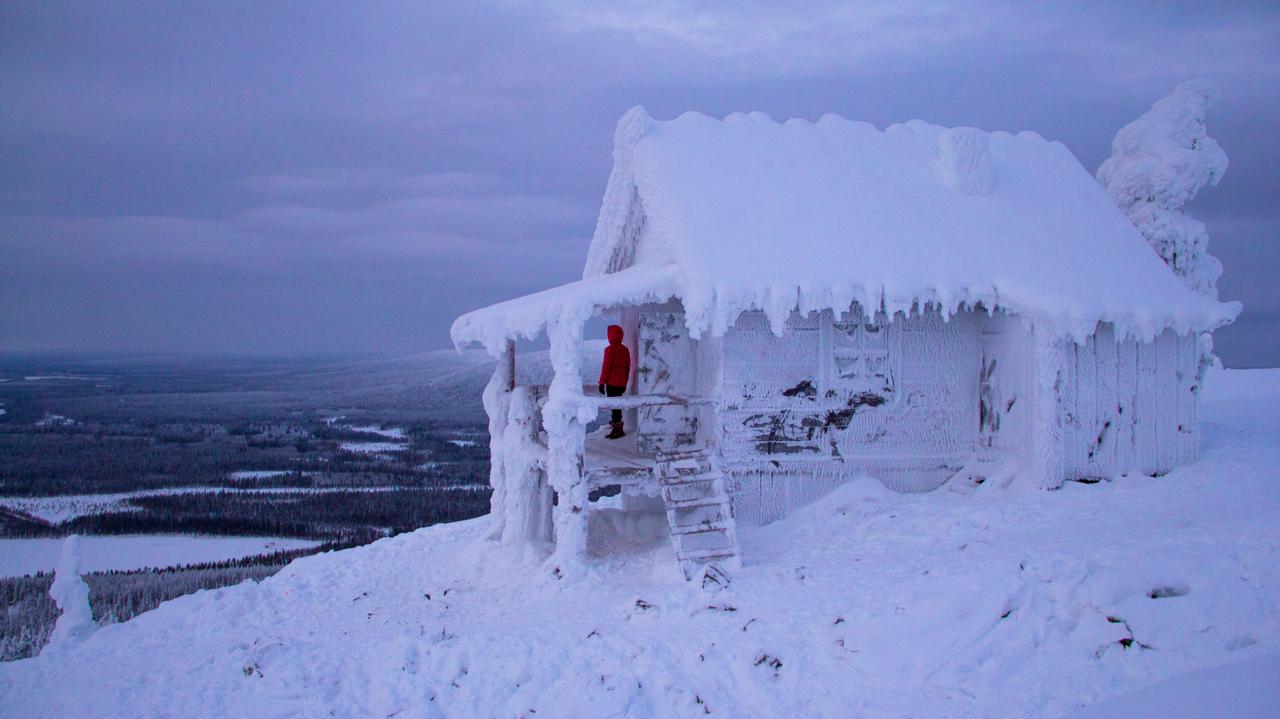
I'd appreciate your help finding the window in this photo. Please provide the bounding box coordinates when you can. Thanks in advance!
[825,313,894,396]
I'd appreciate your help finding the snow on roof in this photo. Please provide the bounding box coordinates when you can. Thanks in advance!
[455,107,1239,352]
[451,264,680,351]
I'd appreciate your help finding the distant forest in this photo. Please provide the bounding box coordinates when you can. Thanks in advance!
[60,487,490,543]
[0,353,502,662]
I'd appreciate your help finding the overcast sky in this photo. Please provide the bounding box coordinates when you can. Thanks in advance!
[2,1,1277,366]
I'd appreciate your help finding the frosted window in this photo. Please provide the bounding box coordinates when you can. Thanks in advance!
[829,317,894,395]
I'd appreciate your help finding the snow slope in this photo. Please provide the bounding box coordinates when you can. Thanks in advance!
[1,368,1277,718]
[1063,652,1279,718]
[0,535,319,579]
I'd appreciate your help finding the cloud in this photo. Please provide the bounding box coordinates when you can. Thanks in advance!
[538,1,994,71]
[1,1,1277,361]
[240,169,499,201]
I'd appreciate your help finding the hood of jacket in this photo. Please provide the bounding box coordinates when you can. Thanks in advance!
[607,324,624,345]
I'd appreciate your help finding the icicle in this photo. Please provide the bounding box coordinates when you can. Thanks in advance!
[1027,330,1068,490]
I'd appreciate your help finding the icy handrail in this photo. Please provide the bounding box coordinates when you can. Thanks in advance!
[582,392,712,410]
[518,383,709,410]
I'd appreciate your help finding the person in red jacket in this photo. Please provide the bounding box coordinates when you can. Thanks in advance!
[597,324,631,439]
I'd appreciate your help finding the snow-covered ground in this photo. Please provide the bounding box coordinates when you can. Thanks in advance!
[1064,651,1279,718]
[1,368,1277,717]
[227,470,296,481]
[0,535,319,578]
[339,441,406,454]
[348,425,407,440]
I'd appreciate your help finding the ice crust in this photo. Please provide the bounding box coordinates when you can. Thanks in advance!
[454,106,1239,355]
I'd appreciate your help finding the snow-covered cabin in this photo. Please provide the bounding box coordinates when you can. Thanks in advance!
[452,104,1239,578]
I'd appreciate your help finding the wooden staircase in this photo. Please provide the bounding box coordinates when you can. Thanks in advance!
[655,448,742,579]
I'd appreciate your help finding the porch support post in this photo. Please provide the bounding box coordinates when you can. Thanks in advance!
[501,385,551,547]
[1029,328,1068,490]
[482,340,516,540]
[544,318,589,574]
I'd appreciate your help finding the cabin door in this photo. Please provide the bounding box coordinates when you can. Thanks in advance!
[976,318,1028,461]
[636,311,698,453]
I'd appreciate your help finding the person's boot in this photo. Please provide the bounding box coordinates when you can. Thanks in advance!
[606,421,626,439]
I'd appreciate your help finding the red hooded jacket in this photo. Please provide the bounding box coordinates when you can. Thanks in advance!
[599,325,631,388]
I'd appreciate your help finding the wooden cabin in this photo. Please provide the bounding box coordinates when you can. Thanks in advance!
[451,107,1238,578]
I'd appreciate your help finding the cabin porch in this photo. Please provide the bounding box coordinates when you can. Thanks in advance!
[486,327,740,579]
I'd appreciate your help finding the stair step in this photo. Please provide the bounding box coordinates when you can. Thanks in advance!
[657,449,741,579]
[657,449,707,458]
[658,471,723,485]
[678,548,737,562]
[670,520,734,536]
[658,449,711,460]
[663,490,720,505]
[658,456,712,469]
[663,495,728,509]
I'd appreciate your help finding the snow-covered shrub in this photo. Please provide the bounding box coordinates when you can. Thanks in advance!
[1097,80,1229,297]
[46,536,94,650]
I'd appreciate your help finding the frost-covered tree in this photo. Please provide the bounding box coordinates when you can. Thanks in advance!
[1097,80,1228,297]
[46,535,95,651]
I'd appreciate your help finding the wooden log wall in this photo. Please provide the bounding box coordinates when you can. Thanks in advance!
[635,311,700,452]
[718,308,982,523]
[1060,327,1199,480]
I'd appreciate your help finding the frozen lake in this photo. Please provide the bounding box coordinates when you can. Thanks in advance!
[0,535,320,578]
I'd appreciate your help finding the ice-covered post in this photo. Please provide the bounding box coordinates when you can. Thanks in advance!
[483,340,516,541]
[501,385,552,547]
[544,317,589,573]
[1028,330,1068,490]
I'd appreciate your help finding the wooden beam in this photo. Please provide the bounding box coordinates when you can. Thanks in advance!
[504,339,516,391]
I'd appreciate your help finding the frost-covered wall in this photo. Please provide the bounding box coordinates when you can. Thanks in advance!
[636,310,700,452]
[1059,327,1199,479]
[718,308,982,524]
[977,313,1034,461]
[477,305,1204,563]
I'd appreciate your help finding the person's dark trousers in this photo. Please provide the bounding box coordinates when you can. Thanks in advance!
[605,385,625,426]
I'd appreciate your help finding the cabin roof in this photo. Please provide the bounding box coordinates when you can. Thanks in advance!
[453,108,1238,352]
[450,263,680,351]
